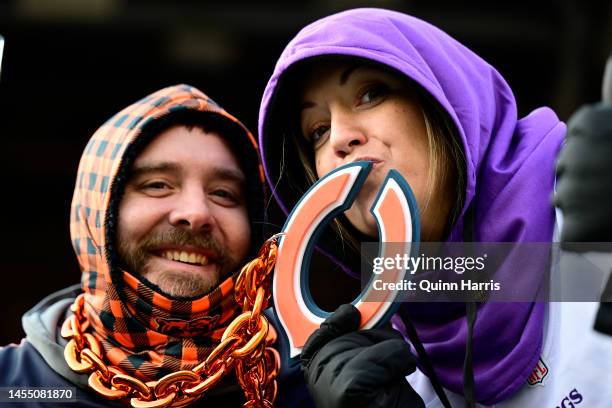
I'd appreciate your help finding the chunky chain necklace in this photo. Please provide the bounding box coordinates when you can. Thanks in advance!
[62,235,281,408]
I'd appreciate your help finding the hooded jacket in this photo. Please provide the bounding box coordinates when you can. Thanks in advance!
[257,8,567,405]
[0,84,304,407]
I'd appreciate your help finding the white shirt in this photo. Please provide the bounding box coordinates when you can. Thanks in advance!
[407,300,612,407]
[406,213,612,407]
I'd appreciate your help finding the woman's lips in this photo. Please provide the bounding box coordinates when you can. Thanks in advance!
[352,157,384,170]
[352,156,382,164]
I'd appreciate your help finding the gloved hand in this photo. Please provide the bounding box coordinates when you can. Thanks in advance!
[300,304,425,408]
[554,103,612,247]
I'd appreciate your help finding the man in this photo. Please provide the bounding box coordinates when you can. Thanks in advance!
[0,84,286,407]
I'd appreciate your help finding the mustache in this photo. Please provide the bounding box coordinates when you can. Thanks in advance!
[139,229,227,260]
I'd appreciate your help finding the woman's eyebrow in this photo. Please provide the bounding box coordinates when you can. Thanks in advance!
[301,64,366,111]
[339,64,365,85]
[300,101,315,111]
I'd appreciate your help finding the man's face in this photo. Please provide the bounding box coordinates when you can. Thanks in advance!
[117,125,250,298]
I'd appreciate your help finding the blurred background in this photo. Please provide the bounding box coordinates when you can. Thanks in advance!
[1,0,611,344]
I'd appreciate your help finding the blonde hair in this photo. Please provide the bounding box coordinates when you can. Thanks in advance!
[418,90,465,233]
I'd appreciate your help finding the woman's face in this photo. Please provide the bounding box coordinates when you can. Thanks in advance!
[299,62,453,241]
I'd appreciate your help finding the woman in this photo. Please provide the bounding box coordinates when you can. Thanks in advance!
[258,8,612,408]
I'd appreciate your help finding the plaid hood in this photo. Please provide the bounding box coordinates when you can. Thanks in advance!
[70,84,265,380]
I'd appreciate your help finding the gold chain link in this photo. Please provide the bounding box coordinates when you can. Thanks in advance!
[62,234,282,407]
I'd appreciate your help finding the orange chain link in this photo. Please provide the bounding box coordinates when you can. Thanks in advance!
[61,234,282,408]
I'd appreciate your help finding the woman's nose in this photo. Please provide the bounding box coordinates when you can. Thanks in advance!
[329,113,367,159]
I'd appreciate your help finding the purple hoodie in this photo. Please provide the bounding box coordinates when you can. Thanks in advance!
[258,8,565,404]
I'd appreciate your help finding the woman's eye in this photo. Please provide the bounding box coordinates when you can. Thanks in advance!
[310,125,330,144]
[358,84,389,105]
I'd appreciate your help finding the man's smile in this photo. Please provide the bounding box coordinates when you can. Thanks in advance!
[160,250,210,266]
[148,245,221,274]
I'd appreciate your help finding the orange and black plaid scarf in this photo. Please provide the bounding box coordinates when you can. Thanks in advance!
[69,84,265,381]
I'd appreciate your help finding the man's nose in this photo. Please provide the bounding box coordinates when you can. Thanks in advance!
[329,113,367,159]
[168,188,214,231]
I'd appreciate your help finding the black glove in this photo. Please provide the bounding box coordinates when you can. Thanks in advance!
[301,304,425,408]
[554,103,612,247]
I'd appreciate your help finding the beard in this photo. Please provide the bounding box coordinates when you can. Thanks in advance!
[117,228,238,298]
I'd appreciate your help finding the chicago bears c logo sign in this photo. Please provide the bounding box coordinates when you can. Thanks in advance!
[273,161,420,359]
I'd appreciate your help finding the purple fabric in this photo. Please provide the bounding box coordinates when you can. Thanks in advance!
[258,8,565,404]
